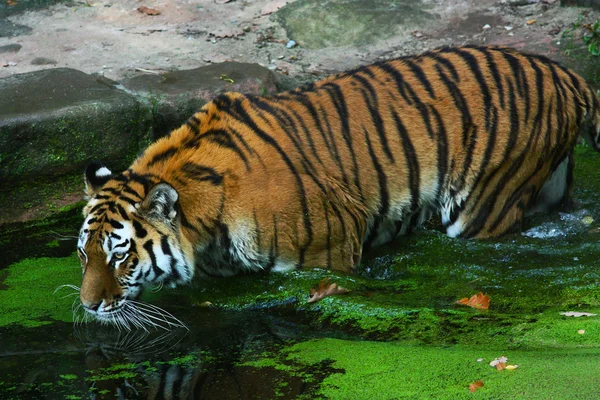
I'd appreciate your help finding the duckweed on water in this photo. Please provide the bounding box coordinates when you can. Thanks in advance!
[0,254,81,327]
[245,338,600,399]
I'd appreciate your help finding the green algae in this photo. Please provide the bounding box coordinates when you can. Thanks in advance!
[0,253,81,327]
[248,338,600,399]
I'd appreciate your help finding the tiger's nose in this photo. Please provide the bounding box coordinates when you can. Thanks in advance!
[84,302,102,312]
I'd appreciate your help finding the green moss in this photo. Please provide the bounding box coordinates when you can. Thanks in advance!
[250,338,600,399]
[85,371,137,382]
[0,253,81,327]
[45,239,60,248]
[59,374,77,380]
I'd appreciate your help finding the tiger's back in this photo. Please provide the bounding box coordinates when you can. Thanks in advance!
[77,45,600,319]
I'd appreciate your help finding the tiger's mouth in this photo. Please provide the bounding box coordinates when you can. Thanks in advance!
[55,284,188,331]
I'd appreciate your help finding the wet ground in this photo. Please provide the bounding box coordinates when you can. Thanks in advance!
[1,0,599,82]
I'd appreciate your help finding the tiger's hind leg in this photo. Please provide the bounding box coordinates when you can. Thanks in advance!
[525,153,574,216]
[446,159,566,239]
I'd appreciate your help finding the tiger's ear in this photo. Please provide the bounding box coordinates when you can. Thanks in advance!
[138,183,179,223]
[84,161,113,197]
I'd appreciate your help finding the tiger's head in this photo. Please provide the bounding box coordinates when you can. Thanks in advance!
[77,162,193,327]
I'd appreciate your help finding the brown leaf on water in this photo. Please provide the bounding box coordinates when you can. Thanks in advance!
[455,292,490,310]
[469,380,484,392]
[7,0,18,6]
[138,6,160,16]
[307,278,350,303]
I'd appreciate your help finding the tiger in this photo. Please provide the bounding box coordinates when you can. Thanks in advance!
[76,45,600,326]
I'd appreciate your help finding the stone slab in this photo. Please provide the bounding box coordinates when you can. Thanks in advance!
[561,0,600,10]
[0,68,152,224]
[121,62,279,139]
[274,0,437,49]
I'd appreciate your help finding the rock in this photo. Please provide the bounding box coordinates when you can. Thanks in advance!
[0,68,151,224]
[30,57,58,65]
[560,0,600,10]
[0,44,21,53]
[0,18,32,38]
[285,39,297,48]
[274,0,437,49]
[121,62,279,139]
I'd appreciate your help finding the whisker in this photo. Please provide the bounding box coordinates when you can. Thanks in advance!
[54,284,81,295]
[128,300,188,330]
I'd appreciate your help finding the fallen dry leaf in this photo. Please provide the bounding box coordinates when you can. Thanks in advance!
[526,19,536,25]
[495,362,506,371]
[455,292,490,310]
[138,6,160,16]
[261,0,287,15]
[560,311,597,317]
[307,277,350,303]
[505,364,519,370]
[469,380,484,392]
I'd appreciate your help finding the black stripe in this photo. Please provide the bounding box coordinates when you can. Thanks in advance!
[202,129,251,171]
[116,203,129,220]
[323,199,332,270]
[186,115,201,134]
[114,239,129,249]
[427,52,460,82]
[434,64,473,146]
[353,74,394,163]
[323,82,362,194]
[132,219,147,238]
[147,147,178,167]
[440,47,494,133]
[143,240,164,278]
[110,232,121,240]
[501,51,531,123]
[181,162,223,185]
[429,105,448,198]
[363,127,389,247]
[161,236,180,280]
[404,58,436,99]
[376,63,414,105]
[391,109,419,212]
[110,220,124,230]
[285,91,349,185]
[380,65,436,139]
[122,186,143,200]
[248,95,322,176]
[481,47,505,109]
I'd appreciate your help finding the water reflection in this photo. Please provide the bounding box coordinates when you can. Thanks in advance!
[0,311,323,399]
